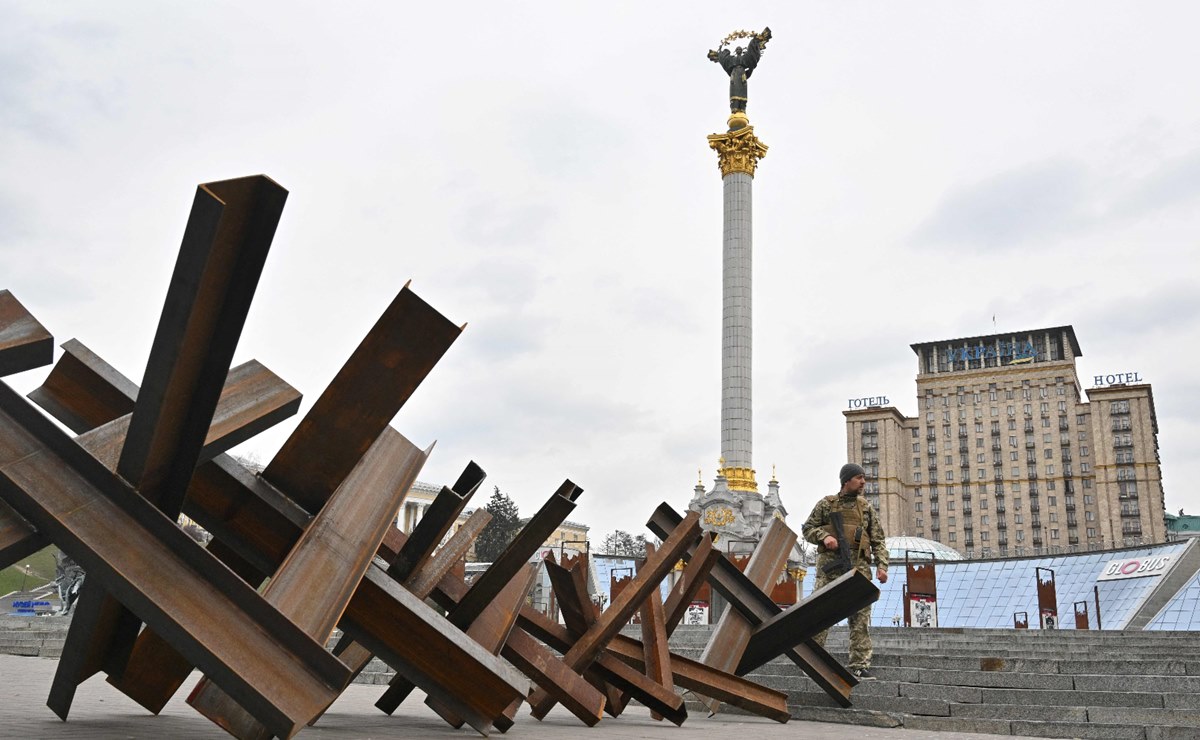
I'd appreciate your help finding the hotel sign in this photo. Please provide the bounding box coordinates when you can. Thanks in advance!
[1092,372,1142,387]
[1097,555,1172,581]
[943,340,1038,365]
[847,396,890,409]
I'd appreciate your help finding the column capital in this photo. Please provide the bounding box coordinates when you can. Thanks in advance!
[708,126,768,177]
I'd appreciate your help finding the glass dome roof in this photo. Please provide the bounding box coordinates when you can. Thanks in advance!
[885,535,965,561]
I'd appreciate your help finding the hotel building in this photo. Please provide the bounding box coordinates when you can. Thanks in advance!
[845,326,1166,557]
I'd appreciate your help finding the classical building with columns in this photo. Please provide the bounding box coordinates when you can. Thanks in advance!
[845,325,1167,558]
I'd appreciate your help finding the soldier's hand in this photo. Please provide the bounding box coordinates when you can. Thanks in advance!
[822,535,838,550]
[876,568,888,584]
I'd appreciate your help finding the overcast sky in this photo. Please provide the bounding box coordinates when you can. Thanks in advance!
[4,2,1199,542]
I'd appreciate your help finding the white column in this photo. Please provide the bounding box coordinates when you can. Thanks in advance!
[721,171,753,470]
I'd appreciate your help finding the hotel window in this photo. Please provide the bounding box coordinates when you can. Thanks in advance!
[1058,401,1067,412]
[1084,479,1093,489]
[1078,431,1087,441]
[1022,388,1031,400]
[978,468,985,479]
[973,393,981,403]
[1007,405,1015,416]
[949,501,956,512]
[989,389,997,401]
[981,531,990,541]
[1051,529,1060,540]
[1009,436,1017,447]
[1110,400,1130,414]
[914,457,920,469]
[912,428,919,438]
[1057,386,1065,396]
[976,422,984,433]
[1044,449,1053,459]
[915,502,923,512]
[1040,387,1048,398]
[980,494,988,507]
[913,443,920,453]
[1081,462,1090,473]
[1081,446,1088,456]
[916,517,923,527]
[915,472,922,482]
[1043,433,1052,444]
[977,453,985,463]
[1049,512,1058,523]
[946,471,953,481]
[976,438,984,448]
[1016,530,1025,541]
[1086,511,1095,521]
[991,407,999,417]
[1042,417,1051,428]
[1023,404,1032,415]
[1006,389,1014,400]
[1040,402,1049,414]
[949,532,957,542]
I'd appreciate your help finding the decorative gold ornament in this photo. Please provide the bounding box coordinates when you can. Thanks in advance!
[717,29,772,51]
[703,507,737,527]
[708,126,768,177]
[718,465,758,492]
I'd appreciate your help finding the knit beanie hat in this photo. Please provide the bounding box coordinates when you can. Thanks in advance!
[839,463,866,485]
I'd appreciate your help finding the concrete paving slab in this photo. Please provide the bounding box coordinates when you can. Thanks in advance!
[0,655,1035,739]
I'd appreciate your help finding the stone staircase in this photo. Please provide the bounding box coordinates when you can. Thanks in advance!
[0,615,70,658]
[669,625,1200,739]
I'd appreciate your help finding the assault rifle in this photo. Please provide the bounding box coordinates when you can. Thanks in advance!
[822,510,854,577]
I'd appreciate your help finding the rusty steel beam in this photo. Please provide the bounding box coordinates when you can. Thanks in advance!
[75,361,300,473]
[647,503,862,708]
[188,427,428,739]
[0,498,42,569]
[50,359,303,713]
[639,543,673,721]
[0,290,53,377]
[528,511,701,720]
[388,461,485,581]
[737,569,879,674]
[119,175,287,517]
[0,382,349,737]
[427,566,607,728]
[540,554,681,719]
[450,480,581,628]
[425,564,538,730]
[662,533,719,633]
[696,518,794,715]
[27,339,138,433]
[50,176,290,709]
[262,284,462,515]
[605,635,790,723]
[340,565,529,737]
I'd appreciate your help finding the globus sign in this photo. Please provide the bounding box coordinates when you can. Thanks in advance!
[1097,555,1173,581]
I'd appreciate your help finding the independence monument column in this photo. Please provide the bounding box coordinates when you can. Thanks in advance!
[689,27,785,555]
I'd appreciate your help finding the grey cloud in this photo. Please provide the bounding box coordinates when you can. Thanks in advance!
[457,313,553,363]
[1120,148,1200,216]
[911,158,1091,251]
[452,198,556,249]
[1085,285,1200,338]
[786,331,915,396]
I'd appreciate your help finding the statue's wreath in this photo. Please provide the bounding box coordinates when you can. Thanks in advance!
[716,29,770,52]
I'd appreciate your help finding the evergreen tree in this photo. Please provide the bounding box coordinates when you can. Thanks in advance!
[474,486,521,562]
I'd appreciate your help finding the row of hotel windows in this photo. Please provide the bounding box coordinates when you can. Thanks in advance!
[912,462,1089,482]
[912,527,1101,542]
[923,377,1073,402]
[914,433,1087,453]
[924,402,1072,422]
[923,337,1064,372]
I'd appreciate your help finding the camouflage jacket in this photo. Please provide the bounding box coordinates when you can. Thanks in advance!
[801,492,889,572]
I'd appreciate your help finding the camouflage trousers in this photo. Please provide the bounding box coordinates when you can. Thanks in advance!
[811,556,873,671]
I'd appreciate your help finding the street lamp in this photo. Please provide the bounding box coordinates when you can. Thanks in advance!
[20,564,30,593]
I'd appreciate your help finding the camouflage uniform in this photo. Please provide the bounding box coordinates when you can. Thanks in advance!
[801,492,888,671]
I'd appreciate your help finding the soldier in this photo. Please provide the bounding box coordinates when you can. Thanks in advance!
[802,463,888,680]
